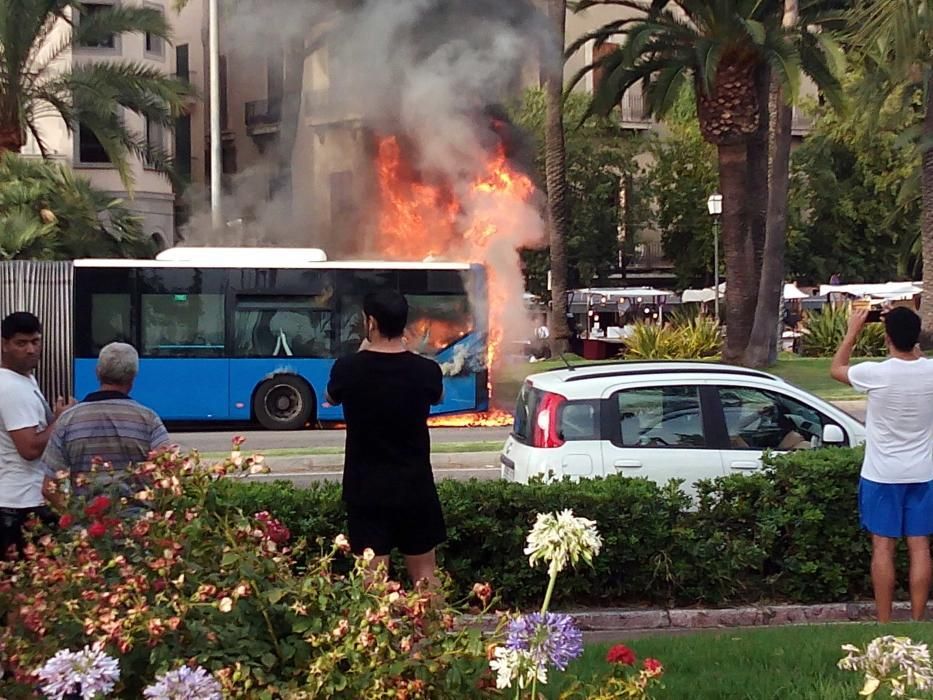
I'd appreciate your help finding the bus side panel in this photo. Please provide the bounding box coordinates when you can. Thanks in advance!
[133,359,231,421]
[227,359,339,422]
[435,373,486,414]
[74,359,100,404]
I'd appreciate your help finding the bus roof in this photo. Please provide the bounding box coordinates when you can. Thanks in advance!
[74,259,473,271]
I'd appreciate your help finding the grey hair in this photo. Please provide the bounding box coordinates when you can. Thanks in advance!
[97,342,139,385]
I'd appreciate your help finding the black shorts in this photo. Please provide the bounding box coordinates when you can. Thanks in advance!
[346,494,447,557]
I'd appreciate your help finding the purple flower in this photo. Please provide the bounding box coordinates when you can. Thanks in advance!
[35,645,120,700]
[506,612,584,671]
[144,665,222,700]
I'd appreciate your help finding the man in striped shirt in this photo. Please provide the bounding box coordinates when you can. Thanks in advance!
[42,342,170,498]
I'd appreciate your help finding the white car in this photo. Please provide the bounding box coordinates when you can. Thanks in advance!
[500,362,865,493]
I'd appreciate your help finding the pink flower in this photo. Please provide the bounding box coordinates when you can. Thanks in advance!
[232,436,246,448]
[643,658,664,676]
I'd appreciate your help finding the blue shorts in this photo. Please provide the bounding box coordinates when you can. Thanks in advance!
[859,478,933,538]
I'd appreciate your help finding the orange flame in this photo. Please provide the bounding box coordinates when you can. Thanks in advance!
[374,135,536,398]
[428,409,514,428]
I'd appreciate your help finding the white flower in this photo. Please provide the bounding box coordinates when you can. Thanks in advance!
[144,665,222,699]
[488,646,547,690]
[35,644,120,700]
[524,509,602,573]
[838,636,933,697]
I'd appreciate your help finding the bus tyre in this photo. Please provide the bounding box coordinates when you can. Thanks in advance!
[253,376,314,430]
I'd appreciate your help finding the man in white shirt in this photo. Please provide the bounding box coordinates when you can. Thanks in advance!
[831,306,933,622]
[0,312,73,559]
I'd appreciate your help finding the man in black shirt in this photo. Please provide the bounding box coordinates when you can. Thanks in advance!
[325,289,446,586]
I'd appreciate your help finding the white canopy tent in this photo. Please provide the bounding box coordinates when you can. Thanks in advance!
[680,282,808,303]
[818,282,923,301]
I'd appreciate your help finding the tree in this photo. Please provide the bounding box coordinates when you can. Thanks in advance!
[850,0,933,342]
[785,88,921,284]
[513,89,647,296]
[0,153,153,260]
[569,0,843,363]
[0,0,192,189]
[544,0,572,355]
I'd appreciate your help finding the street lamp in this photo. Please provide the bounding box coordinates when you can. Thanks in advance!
[707,193,723,320]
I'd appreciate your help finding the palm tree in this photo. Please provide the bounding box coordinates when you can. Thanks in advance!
[545,0,572,355]
[569,0,843,362]
[0,0,193,189]
[850,0,933,343]
[0,152,152,260]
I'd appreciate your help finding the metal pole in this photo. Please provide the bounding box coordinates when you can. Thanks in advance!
[713,218,720,320]
[208,0,222,230]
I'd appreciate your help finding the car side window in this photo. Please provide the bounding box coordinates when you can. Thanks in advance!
[615,386,705,448]
[719,387,831,450]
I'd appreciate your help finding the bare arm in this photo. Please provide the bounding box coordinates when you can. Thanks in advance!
[7,396,75,461]
[831,308,869,385]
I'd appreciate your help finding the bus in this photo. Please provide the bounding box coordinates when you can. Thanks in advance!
[72,248,489,429]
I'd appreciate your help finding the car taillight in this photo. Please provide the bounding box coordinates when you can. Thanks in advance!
[532,391,566,449]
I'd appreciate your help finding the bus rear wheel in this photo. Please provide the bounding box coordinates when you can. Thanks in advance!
[253,376,314,430]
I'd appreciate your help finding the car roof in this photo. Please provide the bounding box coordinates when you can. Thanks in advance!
[525,361,786,397]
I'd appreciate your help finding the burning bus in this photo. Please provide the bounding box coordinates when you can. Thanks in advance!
[66,247,491,430]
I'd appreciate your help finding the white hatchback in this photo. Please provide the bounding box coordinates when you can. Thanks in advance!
[500,362,865,493]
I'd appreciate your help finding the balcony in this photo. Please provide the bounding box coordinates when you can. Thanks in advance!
[626,241,672,270]
[245,97,282,136]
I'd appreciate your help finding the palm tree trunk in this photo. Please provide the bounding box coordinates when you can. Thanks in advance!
[544,0,571,355]
[921,73,933,346]
[746,94,792,367]
[0,125,23,153]
[720,141,754,363]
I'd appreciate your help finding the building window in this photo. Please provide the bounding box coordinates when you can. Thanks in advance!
[144,4,165,58]
[175,44,189,82]
[144,118,164,167]
[77,122,109,164]
[77,2,117,50]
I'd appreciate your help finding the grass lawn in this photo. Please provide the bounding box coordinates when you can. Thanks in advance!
[493,355,866,405]
[546,622,928,699]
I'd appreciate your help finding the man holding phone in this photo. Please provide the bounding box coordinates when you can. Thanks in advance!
[831,306,933,622]
[325,290,446,587]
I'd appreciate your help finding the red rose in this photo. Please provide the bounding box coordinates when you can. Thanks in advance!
[87,520,108,538]
[267,524,290,544]
[643,658,663,676]
[84,495,112,519]
[58,514,75,529]
[606,644,637,666]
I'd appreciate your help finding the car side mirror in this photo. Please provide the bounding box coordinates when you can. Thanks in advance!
[822,424,845,445]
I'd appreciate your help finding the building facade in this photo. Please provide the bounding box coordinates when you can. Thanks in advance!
[23,0,180,249]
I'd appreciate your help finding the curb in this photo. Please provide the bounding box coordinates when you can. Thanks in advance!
[469,601,922,634]
[262,451,502,472]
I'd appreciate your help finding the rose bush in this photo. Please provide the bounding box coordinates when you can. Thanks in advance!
[0,444,492,699]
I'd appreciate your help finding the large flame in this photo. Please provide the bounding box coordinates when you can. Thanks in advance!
[375,134,536,399]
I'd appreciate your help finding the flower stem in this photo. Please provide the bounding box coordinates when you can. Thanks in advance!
[540,561,559,615]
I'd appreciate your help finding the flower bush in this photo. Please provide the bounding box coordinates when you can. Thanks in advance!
[0,443,491,698]
[837,635,933,698]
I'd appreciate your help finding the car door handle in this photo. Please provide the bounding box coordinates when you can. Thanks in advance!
[614,460,643,469]
[729,461,760,471]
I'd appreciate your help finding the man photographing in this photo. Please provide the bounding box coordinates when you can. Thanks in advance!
[831,306,933,622]
[325,289,446,587]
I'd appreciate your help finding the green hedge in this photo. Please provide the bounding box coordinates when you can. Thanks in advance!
[218,448,882,608]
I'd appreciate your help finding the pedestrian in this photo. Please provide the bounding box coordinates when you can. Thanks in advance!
[41,342,170,501]
[325,289,446,588]
[0,312,73,560]
[831,307,933,622]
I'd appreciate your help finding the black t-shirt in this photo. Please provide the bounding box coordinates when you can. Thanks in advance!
[326,350,443,506]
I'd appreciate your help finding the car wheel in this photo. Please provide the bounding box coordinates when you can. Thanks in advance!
[253,375,314,430]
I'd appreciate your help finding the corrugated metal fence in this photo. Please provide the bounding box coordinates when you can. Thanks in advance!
[0,261,74,400]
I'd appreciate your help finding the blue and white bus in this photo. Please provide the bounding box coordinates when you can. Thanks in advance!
[72,248,489,429]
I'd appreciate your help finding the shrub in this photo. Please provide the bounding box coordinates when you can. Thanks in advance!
[623,317,721,360]
[800,306,886,357]
[220,447,876,610]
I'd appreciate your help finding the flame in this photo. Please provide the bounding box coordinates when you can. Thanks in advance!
[404,316,473,353]
[428,409,514,428]
[374,135,536,398]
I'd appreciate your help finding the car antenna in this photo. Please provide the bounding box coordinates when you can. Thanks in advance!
[559,353,576,371]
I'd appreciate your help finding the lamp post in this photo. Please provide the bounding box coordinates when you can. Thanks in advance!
[707,193,723,320]
[209,0,222,230]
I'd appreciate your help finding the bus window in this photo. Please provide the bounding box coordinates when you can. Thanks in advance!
[91,293,132,351]
[405,294,473,356]
[141,293,225,357]
[234,296,334,358]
